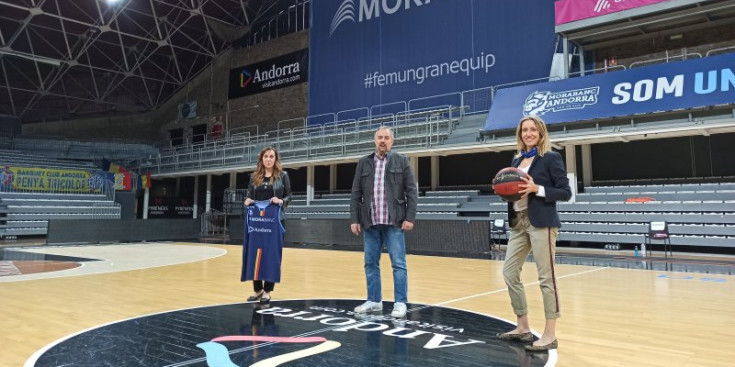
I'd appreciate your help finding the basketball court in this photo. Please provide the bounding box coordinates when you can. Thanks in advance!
[2,242,733,366]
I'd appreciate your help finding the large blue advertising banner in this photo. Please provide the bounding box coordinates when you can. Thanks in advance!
[308,0,557,122]
[484,52,735,131]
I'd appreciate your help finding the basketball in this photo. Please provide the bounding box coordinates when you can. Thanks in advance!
[492,167,529,201]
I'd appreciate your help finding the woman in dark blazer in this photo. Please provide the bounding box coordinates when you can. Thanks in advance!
[494,115,571,351]
[242,147,291,303]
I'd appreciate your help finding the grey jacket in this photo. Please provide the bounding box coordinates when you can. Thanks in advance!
[350,151,418,229]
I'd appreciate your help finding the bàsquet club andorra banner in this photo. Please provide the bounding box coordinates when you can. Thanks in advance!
[0,166,106,192]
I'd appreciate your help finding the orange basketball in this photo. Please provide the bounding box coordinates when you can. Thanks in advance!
[492,167,529,201]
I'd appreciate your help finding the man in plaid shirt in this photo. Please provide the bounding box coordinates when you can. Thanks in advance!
[350,127,418,318]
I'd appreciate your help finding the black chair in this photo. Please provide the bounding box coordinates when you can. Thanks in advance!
[489,218,507,250]
[645,221,672,258]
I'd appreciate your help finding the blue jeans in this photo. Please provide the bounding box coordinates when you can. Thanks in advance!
[363,225,407,303]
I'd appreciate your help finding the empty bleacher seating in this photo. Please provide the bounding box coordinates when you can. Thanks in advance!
[559,182,735,248]
[10,137,157,162]
[284,182,735,250]
[0,149,96,171]
[286,190,505,222]
[0,191,121,237]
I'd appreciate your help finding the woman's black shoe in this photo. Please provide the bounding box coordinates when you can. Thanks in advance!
[247,291,264,302]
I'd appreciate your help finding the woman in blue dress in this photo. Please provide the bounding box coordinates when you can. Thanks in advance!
[242,147,291,303]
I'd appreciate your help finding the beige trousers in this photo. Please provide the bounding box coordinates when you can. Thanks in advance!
[502,210,561,319]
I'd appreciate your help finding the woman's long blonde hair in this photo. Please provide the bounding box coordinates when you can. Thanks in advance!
[515,115,551,158]
[252,147,283,186]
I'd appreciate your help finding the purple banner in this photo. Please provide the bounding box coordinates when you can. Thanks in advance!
[555,0,674,26]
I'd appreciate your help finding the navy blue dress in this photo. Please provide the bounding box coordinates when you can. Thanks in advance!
[241,200,285,283]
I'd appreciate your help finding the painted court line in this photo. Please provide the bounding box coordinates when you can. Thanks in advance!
[410,266,611,312]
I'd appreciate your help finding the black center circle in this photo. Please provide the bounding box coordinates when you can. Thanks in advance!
[31,299,553,367]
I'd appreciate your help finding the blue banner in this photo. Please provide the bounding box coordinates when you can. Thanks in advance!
[484,52,735,131]
[309,0,557,121]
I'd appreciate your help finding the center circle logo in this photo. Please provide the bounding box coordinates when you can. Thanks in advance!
[29,299,554,366]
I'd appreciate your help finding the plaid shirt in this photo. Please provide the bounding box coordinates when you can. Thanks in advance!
[371,153,390,225]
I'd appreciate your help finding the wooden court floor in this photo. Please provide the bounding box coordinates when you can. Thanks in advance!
[1,243,734,367]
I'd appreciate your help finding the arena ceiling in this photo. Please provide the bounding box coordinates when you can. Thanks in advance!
[0,0,277,123]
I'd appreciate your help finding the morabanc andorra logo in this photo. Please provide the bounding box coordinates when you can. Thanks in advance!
[523,87,600,116]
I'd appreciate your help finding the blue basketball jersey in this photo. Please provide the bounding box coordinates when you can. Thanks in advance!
[242,201,285,283]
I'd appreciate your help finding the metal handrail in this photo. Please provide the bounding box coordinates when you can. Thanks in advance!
[306,112,336,126]
[492,76,563,96]
[150,57,730,174]
[567,65,626,77]
[276,118,305,133]
[461,86,494,115]
[706,45,735,57]
[629,52,702,68]
[92,202,121,219]
[408,92,462,115]
[140,108,458,173]
[336,107,369,122]
[200,208,227,237]
[230,124,260,139]
[370,101,407,118]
